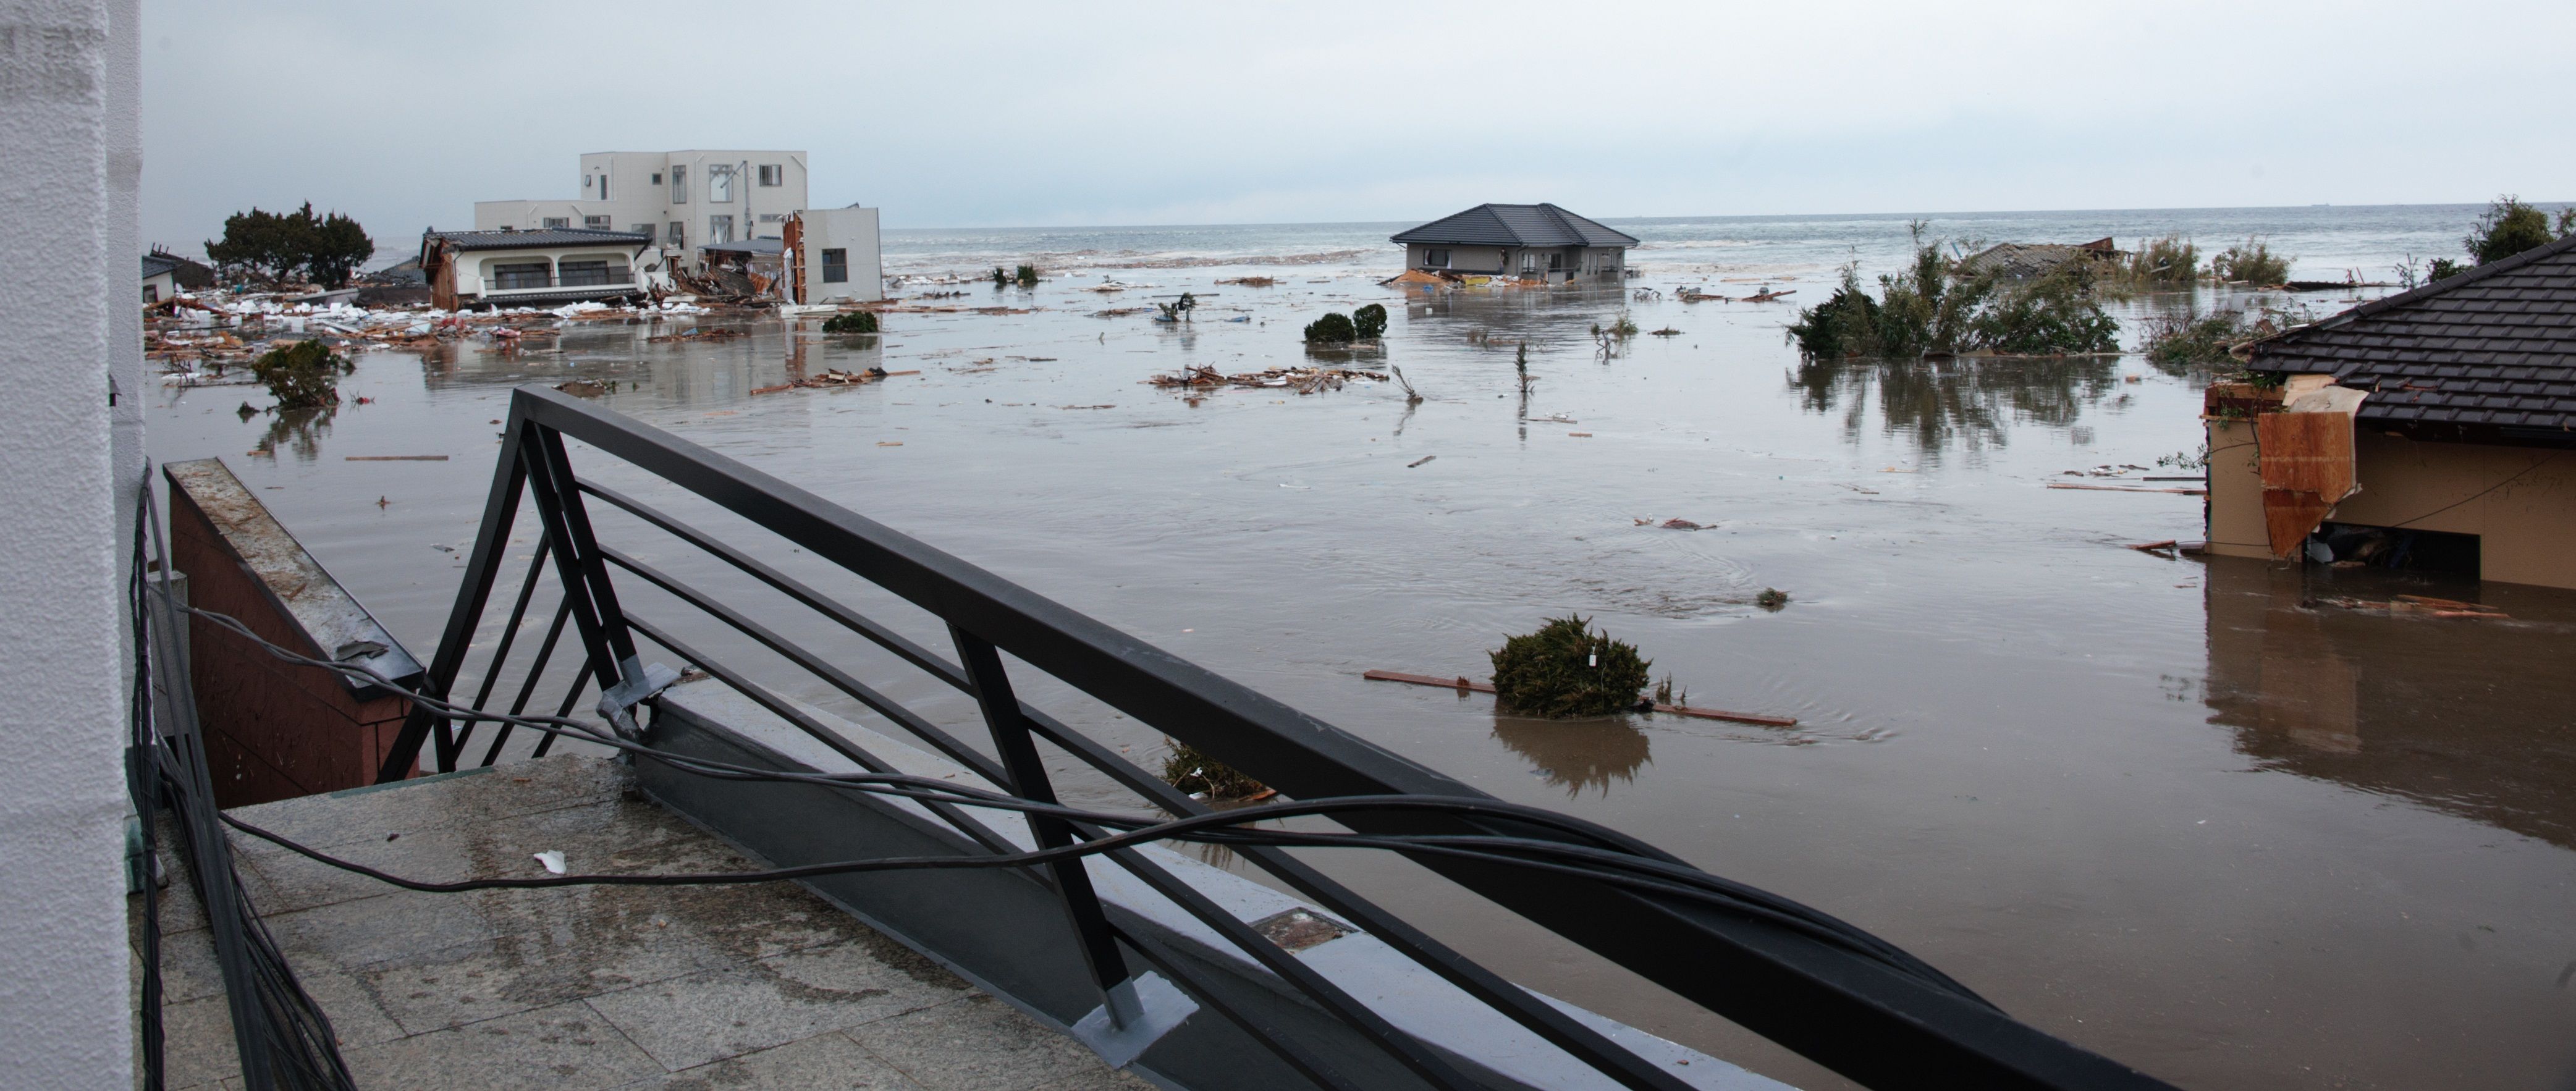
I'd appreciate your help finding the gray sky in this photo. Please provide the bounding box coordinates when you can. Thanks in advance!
[143,1,2574,255]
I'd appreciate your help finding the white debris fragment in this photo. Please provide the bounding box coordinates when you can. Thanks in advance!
[533,849,567,874]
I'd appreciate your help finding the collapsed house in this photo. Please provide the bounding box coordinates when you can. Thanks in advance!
[1957,237,2121,279]
[416,227,663,311]
[781,206,885,304]
[1391,203,1637,283]
[2204,233,2576,588]
[141,253,180,305]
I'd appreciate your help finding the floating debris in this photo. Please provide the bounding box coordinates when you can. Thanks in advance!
[750,368,919,395]
[1146,364,1390,396]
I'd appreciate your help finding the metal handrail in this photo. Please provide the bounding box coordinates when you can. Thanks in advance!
[382,384,2180,1091]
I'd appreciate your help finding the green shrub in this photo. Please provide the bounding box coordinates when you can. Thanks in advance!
[1303,311,1357,343]
[1161,738,1267,799]
[1352,303,1388,339]
[2118,235,2200,287]
[2139,306,2252,370]
[1964,265,2121,355]
[1014,263,1039,287]
[821,310,877,334]
[1754,589,1789,611]
[2427,257,2467,282]
[1489,615,1652,718]
[2467,195,2557,265]
[250,339,351,410]
[2210,238,2292,285]
[990,266,1009,287]
[1786,264,1885,358]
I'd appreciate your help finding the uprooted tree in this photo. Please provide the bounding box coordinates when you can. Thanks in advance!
[1788,224,2120,360]
[1489,615,1654,718]
[1303,311,1358,344]
[250,339,353,410]
[205,203,374,289]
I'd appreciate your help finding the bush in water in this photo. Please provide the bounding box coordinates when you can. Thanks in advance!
[821,310,878,334]
[1303,311,1357,343]
[1489,615,1652,718]
[1352,303,1388,340]
[250,339,352,410]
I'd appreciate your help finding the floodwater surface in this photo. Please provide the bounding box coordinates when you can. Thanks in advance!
[150,208,2576,1090]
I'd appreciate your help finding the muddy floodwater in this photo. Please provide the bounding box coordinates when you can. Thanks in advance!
[151,208,2576,1090]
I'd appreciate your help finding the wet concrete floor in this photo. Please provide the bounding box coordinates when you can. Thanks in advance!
[149,272,2576,1090]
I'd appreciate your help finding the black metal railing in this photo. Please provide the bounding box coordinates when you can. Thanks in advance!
[379,384,2178,1091]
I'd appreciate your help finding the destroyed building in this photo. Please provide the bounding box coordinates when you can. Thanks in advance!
[141,252,179,305]
[2205,232,2576,588]
[473,150,809,273]
[1391,203,1637,283]
[416,227,662,311]
[782,206,885,304]
[1956,237,2121,279]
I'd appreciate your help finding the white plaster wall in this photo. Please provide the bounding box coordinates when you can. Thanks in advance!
[0,0,140,1085]
[799,206,884,303]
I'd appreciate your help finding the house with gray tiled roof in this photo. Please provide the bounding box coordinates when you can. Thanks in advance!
[417,227,662,310]
[2201,232,2576,588]
[1391,203,1637,283]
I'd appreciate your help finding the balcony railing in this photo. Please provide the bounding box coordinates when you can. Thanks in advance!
[376,384,2181,1091]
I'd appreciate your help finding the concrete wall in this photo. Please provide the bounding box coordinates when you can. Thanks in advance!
[794,206,883,303]
[0,0,139,1085]
[477,150,808,270]
[2206,411,2576,589]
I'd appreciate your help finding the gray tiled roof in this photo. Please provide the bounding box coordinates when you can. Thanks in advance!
[1390,204,1639,248]
[141,253,182,280]
[2250,232,2576,439]
[424,228,655,251]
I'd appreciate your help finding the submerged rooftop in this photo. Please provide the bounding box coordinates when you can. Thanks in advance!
[138,756,1152,1090]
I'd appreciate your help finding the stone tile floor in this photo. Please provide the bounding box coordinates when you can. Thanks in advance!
[133,756,1155,1090]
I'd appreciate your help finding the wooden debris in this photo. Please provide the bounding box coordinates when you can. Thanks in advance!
[750,368,919,395]
[646,326,749,343]
[2048,482,2208,495]
[2313,594,2509,620]
[1147,364,1389,395]
[344,455,450,462]
[2127,539,2179,552]
[1361,670,1797,727]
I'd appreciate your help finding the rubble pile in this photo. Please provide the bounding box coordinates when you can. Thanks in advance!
[1147,364,1391,396]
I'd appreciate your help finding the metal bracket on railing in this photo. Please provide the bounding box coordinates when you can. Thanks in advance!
[596,657,680,739]
[1069,971,1198,1069]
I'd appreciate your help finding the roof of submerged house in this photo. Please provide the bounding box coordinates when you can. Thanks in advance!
[1391,203,1639,248]
[141,253,181,280]
[1957,238,2120,279]
[423,227,656,252]
[2250,232,2576,438]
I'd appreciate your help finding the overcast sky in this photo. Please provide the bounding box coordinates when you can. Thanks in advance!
[141,1,2574,255]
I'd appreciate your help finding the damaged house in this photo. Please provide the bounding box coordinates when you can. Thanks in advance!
[418,227,663,311]
[1957,237,2122,279]
[474,150,809,274]
[2204,233,2576,588]
[1392,203,1637,283]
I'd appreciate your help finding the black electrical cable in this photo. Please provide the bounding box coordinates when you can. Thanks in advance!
[132,474,357,1091]
[175,598,1994,1009]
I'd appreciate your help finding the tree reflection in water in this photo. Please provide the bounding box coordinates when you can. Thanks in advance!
[254,405,336,462]
[1491,714,1652,798]
[1788,353,2122,457]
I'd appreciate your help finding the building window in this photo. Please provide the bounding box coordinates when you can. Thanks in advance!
[757,213,785,223]
[557,259,616,287]
[629,223,651,235]
[542,217,570,229]
[821,248,848,284]
[1548,252,1563,272]
[1424,248,1448,267]
[668,221,685,247]
[758,164,782,187]
[143,284,159,303]
[651,172,662,185]
[709,215,734,245]
[598,174,610,200]
[584,214,612,230]
[707,166,735,203]
[582,175,591,192]
[491,261,550,290]
[1518,251,1535,274]
[671,165,687,203]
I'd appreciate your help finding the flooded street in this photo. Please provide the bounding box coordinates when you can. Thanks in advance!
[149,211,2576,1090]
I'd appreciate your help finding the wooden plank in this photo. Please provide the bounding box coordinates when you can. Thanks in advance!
[2047,482,2208,495]
[1361,670,1797,727]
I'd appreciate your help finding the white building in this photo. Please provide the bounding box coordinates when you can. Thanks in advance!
[475,150,808,271]
[783,206,884,304]
[418,228,664,310]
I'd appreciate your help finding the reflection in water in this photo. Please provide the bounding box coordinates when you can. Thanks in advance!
[1787,353,2121,457]
[253,406,335,461]
[1490,714,1652,798]
[2200,558,2576,850]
